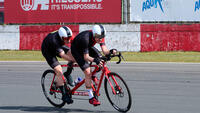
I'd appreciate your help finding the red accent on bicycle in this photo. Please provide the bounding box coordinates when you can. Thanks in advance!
[41,52,132,112]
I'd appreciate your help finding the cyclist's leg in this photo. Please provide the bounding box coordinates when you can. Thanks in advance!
[63,61,75,87]
[84,67,93,96]
[62,46,75,86]
[42,50,73,104]
[71,49,100,106]
[54,64,73,104]
[42,51,63,86]
[53,65,64,86]
[84,67,100,106]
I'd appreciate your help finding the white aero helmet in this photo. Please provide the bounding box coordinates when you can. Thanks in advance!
[58,26,72,40]
[92,25,106,39]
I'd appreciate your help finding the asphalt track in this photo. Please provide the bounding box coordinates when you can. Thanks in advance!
[0,61,200,113]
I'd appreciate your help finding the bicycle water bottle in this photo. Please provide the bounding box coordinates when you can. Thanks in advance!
[74,77,82,86]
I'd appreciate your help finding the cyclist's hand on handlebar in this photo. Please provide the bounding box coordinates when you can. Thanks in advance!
[104,49,118,61]
[93,57,103,67]
[110,49,118,56]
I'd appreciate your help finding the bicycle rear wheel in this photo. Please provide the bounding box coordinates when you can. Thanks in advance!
[104,72,132,112]
[41,70,66,108]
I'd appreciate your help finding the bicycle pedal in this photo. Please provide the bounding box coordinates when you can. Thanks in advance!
[49,91,54,95]
[66,99,74,104]
[62,95,73,104]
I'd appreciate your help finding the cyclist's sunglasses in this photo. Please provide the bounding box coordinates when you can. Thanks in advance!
[95,34,105,39]
[62,36,71,40]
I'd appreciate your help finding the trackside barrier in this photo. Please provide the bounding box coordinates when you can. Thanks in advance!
[141,24,200,52]
[1,24,200,52]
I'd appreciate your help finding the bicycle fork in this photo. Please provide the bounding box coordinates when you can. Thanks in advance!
[105,71,121,95]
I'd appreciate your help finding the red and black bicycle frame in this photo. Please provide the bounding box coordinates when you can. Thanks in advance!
[49,62,120,96]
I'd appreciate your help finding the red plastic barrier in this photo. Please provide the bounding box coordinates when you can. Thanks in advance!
[141,24,200,52]
[19,25,79,50]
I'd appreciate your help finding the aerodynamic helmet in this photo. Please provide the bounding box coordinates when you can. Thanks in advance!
[58,26,72,40]
[92,25,106,39]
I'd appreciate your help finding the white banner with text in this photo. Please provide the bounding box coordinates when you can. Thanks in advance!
[130,0,200,22]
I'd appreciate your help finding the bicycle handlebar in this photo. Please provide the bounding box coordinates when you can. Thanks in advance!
[101,52,124,64]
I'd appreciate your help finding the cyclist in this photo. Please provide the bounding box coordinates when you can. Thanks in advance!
[71,25,117,106]
[41,26,75,104]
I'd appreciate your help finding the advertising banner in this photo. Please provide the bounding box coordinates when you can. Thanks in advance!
[130,0,200,22]
[5,0,121,23]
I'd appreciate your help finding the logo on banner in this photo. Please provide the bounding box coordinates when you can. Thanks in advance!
[20,0,103,11]
[20,0,49,11]
[142,0,164,13]
[195,0,200,12]
[20,0,34,11]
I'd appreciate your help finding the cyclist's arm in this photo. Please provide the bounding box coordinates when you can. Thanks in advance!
[84,53,103,66]
[84,53,94,62]
[59,51,73,61]
[100,45,110,55]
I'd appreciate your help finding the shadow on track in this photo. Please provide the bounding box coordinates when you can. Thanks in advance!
[0,106,115,113]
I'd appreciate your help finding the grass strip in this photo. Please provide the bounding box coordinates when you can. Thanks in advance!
[0,50,200,63]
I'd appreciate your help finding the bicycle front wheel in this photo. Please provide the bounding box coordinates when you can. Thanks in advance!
[104,72,132,112]
[41,70,66,108]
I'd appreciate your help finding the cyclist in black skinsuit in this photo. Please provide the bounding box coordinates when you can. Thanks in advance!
[41,26,75,104]
[71,25,117,106]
